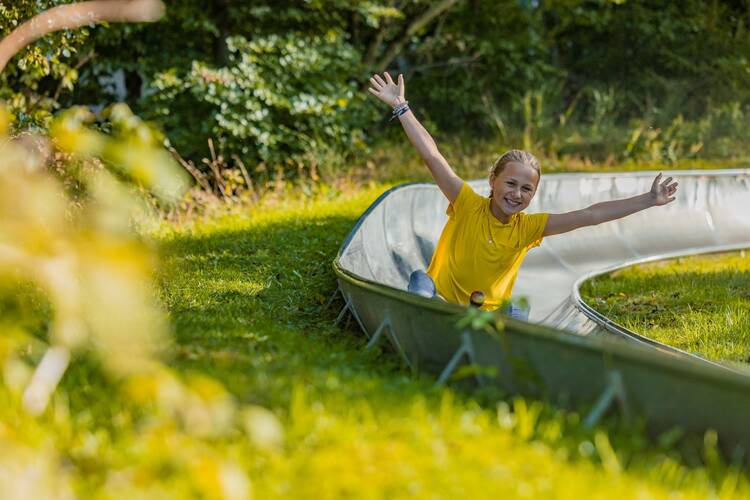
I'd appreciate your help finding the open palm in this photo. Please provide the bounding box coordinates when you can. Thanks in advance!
[368,72,404,108]
[650,173,679,205]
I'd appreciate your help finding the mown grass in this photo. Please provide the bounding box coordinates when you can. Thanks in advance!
[581,251,750,364]
[148,185,750,497]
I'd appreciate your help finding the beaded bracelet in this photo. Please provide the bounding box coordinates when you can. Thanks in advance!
[390,101,410,121]
[394,104,410,117]
[393,101,408,114]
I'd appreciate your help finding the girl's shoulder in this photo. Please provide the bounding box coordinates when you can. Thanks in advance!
[449,182,486,216]
[516,211,550,248]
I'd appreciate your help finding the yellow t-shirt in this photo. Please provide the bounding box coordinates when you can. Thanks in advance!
[426,182,549,310]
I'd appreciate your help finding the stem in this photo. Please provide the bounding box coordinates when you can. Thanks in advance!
[0,0,165,74]
[374,0,460,72]
[22,346,71,416]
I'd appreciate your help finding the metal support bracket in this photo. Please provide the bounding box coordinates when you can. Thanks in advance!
[363,313,414,371]
[333,300,350,327]
[435,332,475,386]
[341,289,368,334]
[583,370,629,428]
[333,289,413,371]
[389,321,414,372]
[365,316,391,350]
[329,288,367,335]
[324,286,342,310]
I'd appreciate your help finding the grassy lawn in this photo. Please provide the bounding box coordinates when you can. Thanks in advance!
[581,251,750,364]
[148,185,748,498]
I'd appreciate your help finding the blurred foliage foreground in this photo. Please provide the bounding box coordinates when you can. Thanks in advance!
[0,103,282,498]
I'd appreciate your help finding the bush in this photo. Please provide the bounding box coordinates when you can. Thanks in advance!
[147,32,376,175]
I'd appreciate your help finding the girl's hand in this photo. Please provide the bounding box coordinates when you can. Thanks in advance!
[650,173,679,205]
[368,72,405,108]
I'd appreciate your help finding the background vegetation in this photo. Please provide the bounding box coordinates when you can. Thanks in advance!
[6,0,750,188]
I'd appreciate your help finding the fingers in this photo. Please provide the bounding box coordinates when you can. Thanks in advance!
[368,72,405,103]
[662,182,678,204]
[651,172,662,189]
[652,173,680,197]
[662,178,678,196]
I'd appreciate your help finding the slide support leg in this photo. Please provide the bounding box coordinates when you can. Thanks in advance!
[435,332,475,387]
[583,370,629,429]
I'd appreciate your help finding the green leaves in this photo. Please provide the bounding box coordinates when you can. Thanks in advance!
[148,30,372,172]
[0,1,89,127]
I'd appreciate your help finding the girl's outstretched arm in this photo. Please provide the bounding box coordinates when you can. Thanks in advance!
[543,173,678,236]
[368,72,463,203]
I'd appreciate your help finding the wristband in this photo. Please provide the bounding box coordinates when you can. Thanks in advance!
[394,104,410,117]
[390,101,410,121]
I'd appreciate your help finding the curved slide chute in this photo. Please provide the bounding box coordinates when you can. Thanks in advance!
[334,169,750,456]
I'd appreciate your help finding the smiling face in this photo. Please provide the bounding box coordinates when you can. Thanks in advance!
[489,161,540,220]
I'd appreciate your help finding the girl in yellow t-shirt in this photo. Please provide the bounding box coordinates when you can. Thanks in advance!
[368,73,679,320]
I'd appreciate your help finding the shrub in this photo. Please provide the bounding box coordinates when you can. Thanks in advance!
[147,32,376,176]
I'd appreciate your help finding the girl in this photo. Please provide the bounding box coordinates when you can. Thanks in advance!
[368,72,678,320]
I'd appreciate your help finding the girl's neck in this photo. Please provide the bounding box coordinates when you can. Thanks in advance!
[489,199,512,224]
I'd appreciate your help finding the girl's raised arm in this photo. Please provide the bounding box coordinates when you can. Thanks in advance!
[368,72,463,203]
[543,173,678,236]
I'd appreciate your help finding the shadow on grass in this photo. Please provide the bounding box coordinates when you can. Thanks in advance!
[157,212,433,409]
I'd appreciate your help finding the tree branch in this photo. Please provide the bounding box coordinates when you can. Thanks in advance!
[408,51,481,73]
[374,0,461,72]
[53,50,97,102]
[363,26,389,69]
[0,0,165,74]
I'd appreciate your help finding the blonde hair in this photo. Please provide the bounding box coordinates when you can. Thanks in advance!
[489,150,541,198]
[489,149,541,177]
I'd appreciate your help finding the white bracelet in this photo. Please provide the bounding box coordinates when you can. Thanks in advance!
[390,102,410,121]
[392,101,409,114]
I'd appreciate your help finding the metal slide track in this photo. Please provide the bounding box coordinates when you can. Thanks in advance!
[333,169,750,456]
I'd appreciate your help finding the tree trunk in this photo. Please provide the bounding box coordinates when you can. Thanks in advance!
[213,0,231,65]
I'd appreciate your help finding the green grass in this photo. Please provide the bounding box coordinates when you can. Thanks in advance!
[147,186,750,497]
[581,251,750,364]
